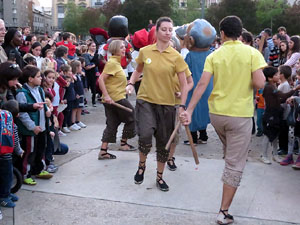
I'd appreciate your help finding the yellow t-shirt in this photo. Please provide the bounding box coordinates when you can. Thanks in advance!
[102,56,127,102]
[174,67,192,105]
[204,40,267,117]
[135,44,188,106]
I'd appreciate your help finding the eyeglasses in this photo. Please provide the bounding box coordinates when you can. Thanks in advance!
[9,64,19,69]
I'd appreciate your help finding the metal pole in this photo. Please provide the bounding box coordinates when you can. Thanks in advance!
[201,0,205,18]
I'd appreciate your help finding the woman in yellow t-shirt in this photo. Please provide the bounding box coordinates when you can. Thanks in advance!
[126,17,188,192]
[98,40,136,160]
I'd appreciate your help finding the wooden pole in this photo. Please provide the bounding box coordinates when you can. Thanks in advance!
[184,126,200,165]
[165,121,181,150]
[111,102,133,113]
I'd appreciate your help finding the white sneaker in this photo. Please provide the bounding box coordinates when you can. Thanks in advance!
[260,156,272,164]
[76,121,87,128]
[74,123,81,130]
[62,127,71,133]
[272,155,282,163]
[0,209,2,220]
[69,124,80,131]
[58,130,67,137]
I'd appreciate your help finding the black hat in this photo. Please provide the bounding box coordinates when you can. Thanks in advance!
[108,15,128,38]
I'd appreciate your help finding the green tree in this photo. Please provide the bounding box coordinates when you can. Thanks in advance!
[206,0,258,33]
[79,8,107,34]
[122,0,173,33]
[171,0,203,26]
[62,2,85,35]
[256,0,288,31]
[101,0,123,28]
[276,1,300,35]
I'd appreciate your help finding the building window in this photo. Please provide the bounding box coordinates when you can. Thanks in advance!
[13,18,17,24]
[58,18,64,29]
[57,5,64,13]
[12,8,17,14]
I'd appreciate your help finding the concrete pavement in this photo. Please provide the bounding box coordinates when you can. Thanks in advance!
[1,100,300,225]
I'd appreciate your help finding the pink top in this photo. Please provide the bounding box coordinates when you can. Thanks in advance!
[285,52,300,75]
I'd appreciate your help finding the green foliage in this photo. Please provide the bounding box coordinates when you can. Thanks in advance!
[171,0,203,26]
[256,0,287,30]
[62,2,85,35]
[122,0,173,33]
[206,0,257,33]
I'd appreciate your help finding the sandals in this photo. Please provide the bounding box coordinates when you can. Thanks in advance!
[119,140,136,151]
[167,157,177,171]
[156,171,169,192]
[134,161,146,184]
[98,148,117,160]
[216,209,234,225]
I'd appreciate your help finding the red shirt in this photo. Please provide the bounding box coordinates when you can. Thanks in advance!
[56,41,76,57]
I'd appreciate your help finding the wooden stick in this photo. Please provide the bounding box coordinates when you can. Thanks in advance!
[184,126,200,165]
[165,121,181,150]
[111,102,133,113]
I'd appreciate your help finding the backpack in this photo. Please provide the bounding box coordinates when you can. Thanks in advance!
[0,110,14,155]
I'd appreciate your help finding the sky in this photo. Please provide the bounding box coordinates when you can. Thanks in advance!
[39,0,52,7]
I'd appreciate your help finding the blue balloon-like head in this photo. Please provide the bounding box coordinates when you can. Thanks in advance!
[190,19,216,48]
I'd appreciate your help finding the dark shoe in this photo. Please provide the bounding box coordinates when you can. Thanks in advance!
[183,140,197,146]
[167,157,177,171]
[98,148,117,160]
[278,149,288,156]
[134,161,146,184]
[156,171,169,192]
[256,130,263,137]
[9,193,19,202]
[119,140,136,151]
[0,198,15,208]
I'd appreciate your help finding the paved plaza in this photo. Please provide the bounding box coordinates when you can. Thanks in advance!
[1,97,300,225]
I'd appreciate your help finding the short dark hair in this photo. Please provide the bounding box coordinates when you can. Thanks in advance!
[0,62,22,89]
[55,45,68,58]
[60,64,71,73]
[275,33,284,40]
[263,66,278,80]
[156,17,173,32]
[24,56,37,66]
[43,69,55,77]
[2,100,19,119]
[264,28,272,37]
[279,65,292,79]
[219,16,243,39]
[22,65,40,83]
[62,32,71,41]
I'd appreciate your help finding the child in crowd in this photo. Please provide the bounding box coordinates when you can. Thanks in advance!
[55,45,69,72]
[16,65,53,185]
[0,104,21,209]
[278,66,293,155]
[41,49,57,72]
[78,57,90,114]
[60,64,80,132]
[70,60,87,128]
[261,66,300,164]
[255,88,265,137]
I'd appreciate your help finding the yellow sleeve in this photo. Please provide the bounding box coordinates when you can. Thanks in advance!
[203,53,214,74]
[175,55,188,73]
[185,67,192,77]
[103,61,121,76]
[135,48,144,65]
[251,48,268,72]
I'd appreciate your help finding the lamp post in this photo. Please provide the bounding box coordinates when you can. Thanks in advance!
[201,0,205,18]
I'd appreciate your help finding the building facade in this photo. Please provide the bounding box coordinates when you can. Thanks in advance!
[0,0,30,28]
[52,0,90,30]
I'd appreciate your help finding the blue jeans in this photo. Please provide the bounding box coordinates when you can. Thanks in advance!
[257,108,265,132]
[0,157,13,198]
[53,143,69,155]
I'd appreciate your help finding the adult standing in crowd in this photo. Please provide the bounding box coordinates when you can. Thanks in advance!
[2,29,24,68]
[285,36,300,76]
[279,40,289,66]
[56,32,76,60]
[0,19,7,63]
[83,41,99,107]
[264,28,274,54]
[278,26,290,42]
[180,16,266,224]
[268,34,282,67]
[126,17,188,192]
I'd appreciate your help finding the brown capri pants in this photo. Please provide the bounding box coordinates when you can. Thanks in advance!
[210,113,252,188]
[101,99,136,143]
[136,99,176,163]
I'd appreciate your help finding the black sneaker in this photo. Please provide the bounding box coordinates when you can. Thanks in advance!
[278,149,288,156]
[256,130,263,137]
[167,157,177,171]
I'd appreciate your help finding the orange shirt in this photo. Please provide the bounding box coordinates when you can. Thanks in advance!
[256,89,265,109]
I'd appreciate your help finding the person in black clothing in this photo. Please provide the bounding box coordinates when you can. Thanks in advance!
[2,29,25,68]
[83,41,99,107]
